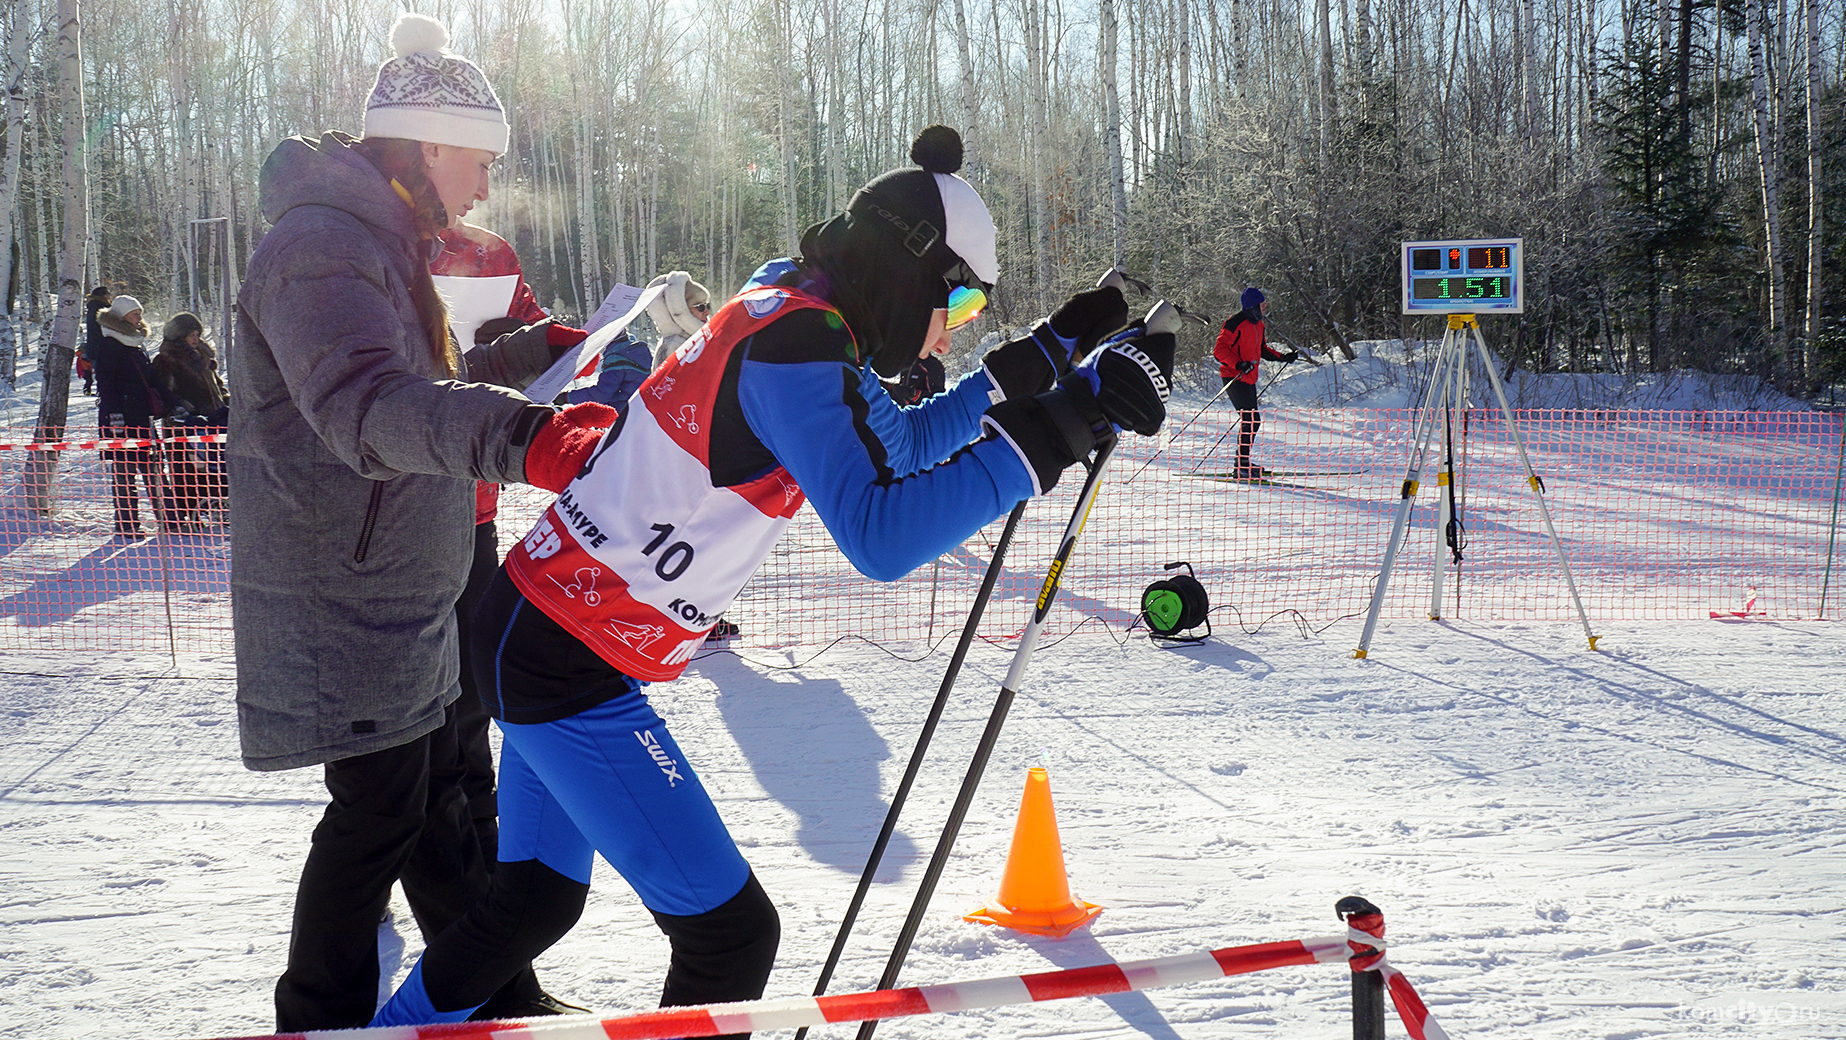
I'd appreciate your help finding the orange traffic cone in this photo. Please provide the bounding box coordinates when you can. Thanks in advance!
[963,766,1102,938]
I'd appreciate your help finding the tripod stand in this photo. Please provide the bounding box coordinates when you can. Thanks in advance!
[1354,314,1597,657]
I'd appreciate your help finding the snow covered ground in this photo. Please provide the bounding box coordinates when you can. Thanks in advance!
[2,617,1842,1040]
[1,334,1842,1040]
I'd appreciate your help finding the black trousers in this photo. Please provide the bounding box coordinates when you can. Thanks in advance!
[104,447,171,533]
[1224,378,1261,466]
[446,520,502,864]
[273,705,540,1030]
[420,860,779,1040]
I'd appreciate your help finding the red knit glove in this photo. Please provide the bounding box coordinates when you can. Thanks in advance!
[547,323,589,348]
[524,402,618,492]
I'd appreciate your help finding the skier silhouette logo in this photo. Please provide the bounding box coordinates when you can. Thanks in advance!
[606,619,666,652]
[649,375,677,400]
[669,405,700,435]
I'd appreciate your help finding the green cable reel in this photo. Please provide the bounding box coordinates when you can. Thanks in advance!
[1141,561,1211,643]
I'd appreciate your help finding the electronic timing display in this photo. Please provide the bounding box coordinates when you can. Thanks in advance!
[1400,238,1523,314]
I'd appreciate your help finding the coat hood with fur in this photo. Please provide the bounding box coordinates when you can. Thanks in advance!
[97,309,150,347]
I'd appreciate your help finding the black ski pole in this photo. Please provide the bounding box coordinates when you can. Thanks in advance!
[854,432,1119,1040]
[795,267,1132,1035]
[1124,376,1235,483]
[853,298,1178,1040]
[791,501,1027,1040]
[1191,421,1238,474]
[1189,366,1284,475]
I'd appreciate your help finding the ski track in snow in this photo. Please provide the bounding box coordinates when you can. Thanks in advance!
[1,618,1842,1040]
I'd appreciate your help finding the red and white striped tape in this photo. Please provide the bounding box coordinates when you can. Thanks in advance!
[202,932,1449,1040]
[1343,909,1448,1040]
[0,432,226,452]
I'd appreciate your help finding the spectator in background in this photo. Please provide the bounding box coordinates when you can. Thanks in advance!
[430,219,586,871]
[229,13,586,1030]
[151,312,228,531]
[1213,286,1298,479]
[645,270,713,369]
[91,294,177,537]
[78,285,111,395]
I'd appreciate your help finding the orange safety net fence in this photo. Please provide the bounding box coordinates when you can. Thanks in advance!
[0,408,1840,656]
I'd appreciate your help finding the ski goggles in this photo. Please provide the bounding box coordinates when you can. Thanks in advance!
[945,285,987,330]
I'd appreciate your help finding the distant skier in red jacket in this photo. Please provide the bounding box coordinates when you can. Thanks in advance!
[1213,286,1297,478]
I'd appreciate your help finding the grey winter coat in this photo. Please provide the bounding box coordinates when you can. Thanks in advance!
[231,131,555,772]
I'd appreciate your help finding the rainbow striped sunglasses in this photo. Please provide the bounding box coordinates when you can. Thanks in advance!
[945,284,988,330]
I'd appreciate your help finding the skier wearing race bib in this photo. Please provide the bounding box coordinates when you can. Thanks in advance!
[370,125,1178,1033]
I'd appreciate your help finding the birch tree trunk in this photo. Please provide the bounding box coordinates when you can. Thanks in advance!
[1522,0,1539,152]
[32,88,54,327]
[823,0,843,214]
[1229,0,1245,102]
[1101,0,1127,268]
[1318,0,1333,172]
[1801,0,1819,383]
[574,102,602,311]
[1023,0,1052,309]
[1745,0,1788,382]
[1176,0,1190,166]
[1,0,32,386]
[30,0,84,515]
[950,0,978,175]
[1357,0,1373,113]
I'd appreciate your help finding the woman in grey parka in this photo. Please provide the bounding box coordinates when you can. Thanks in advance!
[230,14,597,1030]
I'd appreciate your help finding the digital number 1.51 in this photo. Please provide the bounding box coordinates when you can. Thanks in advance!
[1412,275,1510,301]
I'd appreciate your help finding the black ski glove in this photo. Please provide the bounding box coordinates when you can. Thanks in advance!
[980,286,1129,402]
[1067,332,1174,436]
[980,388,1096,495]
[1280,350,1301,364]
[1235,359,1255,374]
[980,332,1174,494]
[1047,285,1130,362]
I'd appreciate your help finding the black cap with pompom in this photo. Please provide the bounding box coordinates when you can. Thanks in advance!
[909,125,963,174]
[798,125,995,378]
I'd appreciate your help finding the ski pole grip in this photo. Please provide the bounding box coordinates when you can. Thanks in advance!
[1142,300,1183,336]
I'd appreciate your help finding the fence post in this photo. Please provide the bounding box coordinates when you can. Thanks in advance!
[1336,895,1385,1040]
[1350,967,1385,1039]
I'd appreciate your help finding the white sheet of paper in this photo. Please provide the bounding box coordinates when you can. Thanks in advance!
[583,283,645,335]
[431,274,520,352]
[523,283,667,404]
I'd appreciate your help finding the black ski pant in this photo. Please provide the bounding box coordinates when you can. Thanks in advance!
[1224,377,1261,468]
[420,861,779,1040]
[273,705,542,1031]
[446,520,502,866]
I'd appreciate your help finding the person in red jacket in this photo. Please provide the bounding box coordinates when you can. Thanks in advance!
[430,220,585,878]
[1213,285,1297,478]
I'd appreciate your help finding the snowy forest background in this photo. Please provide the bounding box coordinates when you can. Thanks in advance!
[2,0,1845,407]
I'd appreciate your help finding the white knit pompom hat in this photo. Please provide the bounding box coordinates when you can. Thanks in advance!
[362,14,509,155]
